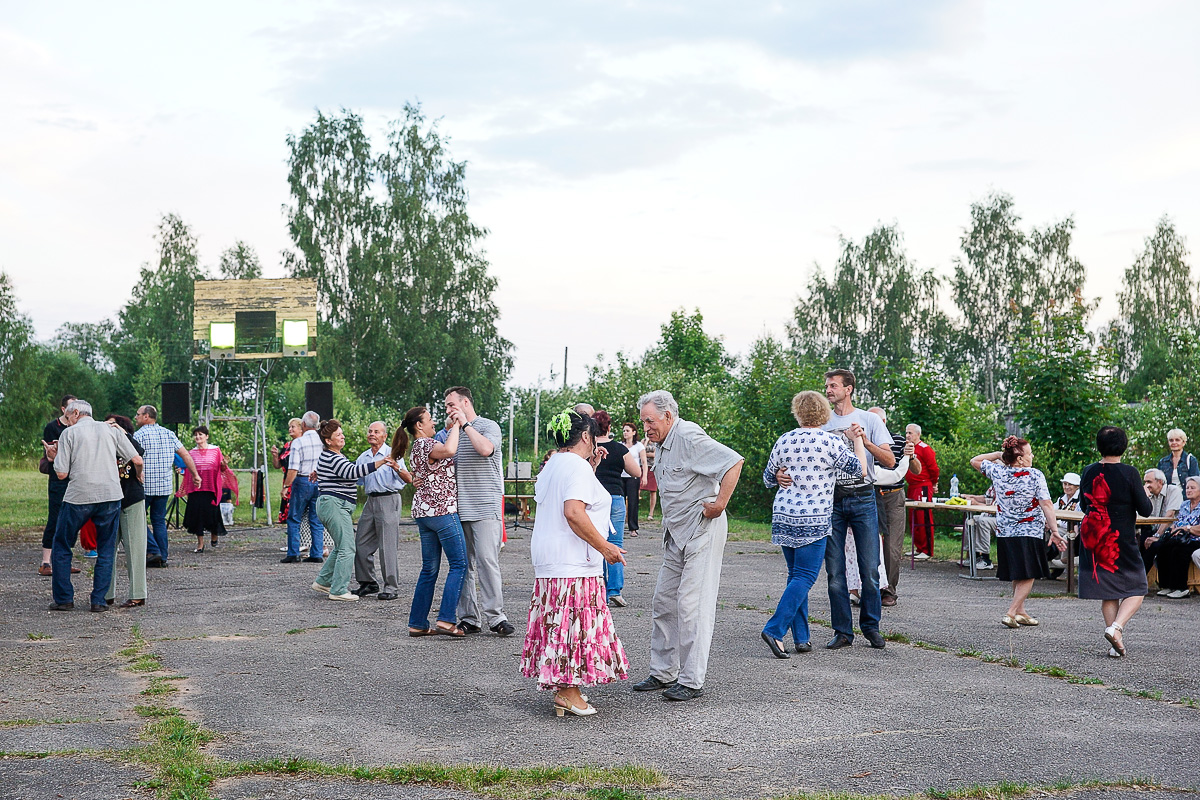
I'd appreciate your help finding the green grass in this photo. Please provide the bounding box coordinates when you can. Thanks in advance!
[0,717,98,729]
[770,778,1168,800]
[913,641,948,652]
[0,467,51,534]
[26,632,51,640]
[285,624,339,635]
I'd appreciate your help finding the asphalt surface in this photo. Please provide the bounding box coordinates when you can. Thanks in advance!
[2,519,1198,799]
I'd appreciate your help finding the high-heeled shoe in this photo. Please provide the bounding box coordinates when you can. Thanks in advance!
[1104,623,1125,656]
[554,696,597,717]
[1013,613,1038,626]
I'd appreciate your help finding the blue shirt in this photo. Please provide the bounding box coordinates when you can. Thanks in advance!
[133,423,184,496]
[356,446,407,494]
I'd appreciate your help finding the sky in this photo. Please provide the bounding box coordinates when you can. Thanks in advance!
[3,1,1199,388]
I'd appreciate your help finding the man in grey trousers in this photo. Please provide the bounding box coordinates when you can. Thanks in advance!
[445,386,513,636]
[353,421,411,600]
[631,390,743,701]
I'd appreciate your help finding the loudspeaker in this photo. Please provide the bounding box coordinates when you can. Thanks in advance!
[305,381,334,422]
[161,383,191,426]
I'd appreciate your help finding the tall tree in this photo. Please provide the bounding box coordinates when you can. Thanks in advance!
[284,104,513,414]
[789,223,949,396]
[0,272,48,455]
[218,241,263,280]
[952,193,1089,407]
[1106,217,1196,400]
[52,321,115,373]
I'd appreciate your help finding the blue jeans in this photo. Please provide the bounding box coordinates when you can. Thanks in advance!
[826,491,882,639]
[145,495,170,562]
[604,495,625,598]
[409,514,469,629]
[762,538,827,644]
[286,477,324,558]
[52,500,121,606]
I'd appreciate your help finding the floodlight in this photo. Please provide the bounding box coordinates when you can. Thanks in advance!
[210,322,236,358]
[282,320,309,347]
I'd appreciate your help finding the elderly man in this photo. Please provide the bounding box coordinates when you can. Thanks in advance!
[39,394,78,576]
[352,421,412,600]
[282,411,325,564]
[868,407,911,608]
[50,400,143,612]
[1048,473,1082,574]
[133,404,200,568]
[1140,468,1182,572]
[904,423,939,569]
[632,390,743,702]
[445,386,512,636]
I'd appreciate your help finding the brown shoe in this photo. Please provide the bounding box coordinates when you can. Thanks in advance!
[119,599,146,609]
[881,593,897,607]
[38,563,52,576]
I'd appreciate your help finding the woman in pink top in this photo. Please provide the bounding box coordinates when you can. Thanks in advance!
[180,425,235,553]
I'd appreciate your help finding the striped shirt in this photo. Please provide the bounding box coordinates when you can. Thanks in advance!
[454,416,503,521]
[316,449,378,503]
[288,429,322,476]
[134,423,184,496]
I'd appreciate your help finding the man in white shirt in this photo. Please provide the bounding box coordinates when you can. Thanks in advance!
[353,421,411,599]
[282,411,325,563]
[1140,468,1182,572]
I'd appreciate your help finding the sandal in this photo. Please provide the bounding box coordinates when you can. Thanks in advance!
[408,628,437,637]
[120,599,146,609]
[192,548,205,554]
[1104,623,1125,656]
[435,623,466,638]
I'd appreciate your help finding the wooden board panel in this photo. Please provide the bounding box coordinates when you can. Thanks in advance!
[193,278,317,358]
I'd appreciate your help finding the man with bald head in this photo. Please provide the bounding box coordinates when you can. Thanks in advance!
[353,421,411,599]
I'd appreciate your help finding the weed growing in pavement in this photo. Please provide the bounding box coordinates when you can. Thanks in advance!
[285,624,340,635]
[0,717,98,729]
[913,641,948,652]
[883,631,911,643]
[26,632,51,640]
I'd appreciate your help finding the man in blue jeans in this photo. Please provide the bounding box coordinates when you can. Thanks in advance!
[50,399,143,611]
[134,405,200,568]
[777,369,896,649]
[282,411,326,563]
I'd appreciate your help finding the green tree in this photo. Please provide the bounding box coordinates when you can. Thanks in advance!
[285,105,512,415]
[1106,217,1196,400]
[132,339,166,413]
[218,241,263,280]
[1128,328,1200,465]
[0,271,47,455]
[789,224,950,397]
[952,193,1090,407]
[52,321,115,373]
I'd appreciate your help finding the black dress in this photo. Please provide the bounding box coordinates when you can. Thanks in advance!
[1078,462,1151,600]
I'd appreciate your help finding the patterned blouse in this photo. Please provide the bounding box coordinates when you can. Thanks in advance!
[1170,500,1200,542]
[980,460,1051,539]
[410,437,457,518]
[762,428,862,548]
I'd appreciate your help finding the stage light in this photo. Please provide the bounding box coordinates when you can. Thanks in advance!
[282,320,308,347]
[210,322,236,349]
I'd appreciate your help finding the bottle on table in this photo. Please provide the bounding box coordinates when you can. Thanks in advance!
[950,473,959,498]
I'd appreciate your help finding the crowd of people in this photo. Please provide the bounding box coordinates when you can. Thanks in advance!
[36,370,1198,716]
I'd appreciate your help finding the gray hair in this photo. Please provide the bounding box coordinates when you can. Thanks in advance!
[906,423,923,437]
[1144,468,1166,483]
[302,411,320,429]
[1187,476,1200,492]
[138,404,158,420]
[573,403,595,416]
[637,390,679,419]
[66,399,93,417]
[1168,428,1188,443]
[868,406,886,422]
[369,420,387,431]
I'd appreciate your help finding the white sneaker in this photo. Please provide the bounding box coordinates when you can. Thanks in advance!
[1157,589,1172,597]
[279,546,288,552]
[914,552,930,561]
[976,559,994,570]
[1049,558,1066,569]
[1167,589,1190,599]
[328,592,359,601]
[311,582,331,594]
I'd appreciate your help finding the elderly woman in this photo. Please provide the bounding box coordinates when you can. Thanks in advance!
[971,436,1066,628]
[760,391,865,658]
[1077,426,1153,657]
[311,419,393,601]
[395,406,469,636]
[521,410,628,717]
[103,414,147,609]
[180,426,236,553]
[1155,476,1200,600]
[1157,428,1199,489]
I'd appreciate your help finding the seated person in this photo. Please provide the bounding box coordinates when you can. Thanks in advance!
[1154,476,1200,599]
[1048,472,1081,576]
[1140,468,1182,573]
[962,486,996,570]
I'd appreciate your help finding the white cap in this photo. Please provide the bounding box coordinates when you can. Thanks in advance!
[1062,472,1081,485]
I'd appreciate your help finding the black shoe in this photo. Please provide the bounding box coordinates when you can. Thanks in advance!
[490,620,515,637]
[631,675,677,692]
[302,556,324,563]
[881,593,897,607]
[89,603,108,613]
[47,602,74,611]
[353,583,379,597]
[106,598,115,606]
[760,631,790,659]
[148,560,168,568]
[662,684,703,701]
[457,622,482,635]
[863,629,886,649]
[145,555,164,568]
[377,592,399,601]
[826,633,853,650]
[794,641,813,653]
[279,556,301,564]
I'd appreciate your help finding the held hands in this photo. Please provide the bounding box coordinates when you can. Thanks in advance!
[847,423,865,441]
[903,441,915,457]
[775,466,794,488]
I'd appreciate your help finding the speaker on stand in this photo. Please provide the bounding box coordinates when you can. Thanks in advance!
[305,381,334,422]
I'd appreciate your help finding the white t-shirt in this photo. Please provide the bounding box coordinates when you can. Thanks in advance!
[531,451,612,579]
[621,441,645,479]
[823,408,894,485]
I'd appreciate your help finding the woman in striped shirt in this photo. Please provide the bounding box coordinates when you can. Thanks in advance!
[312,419,395,601]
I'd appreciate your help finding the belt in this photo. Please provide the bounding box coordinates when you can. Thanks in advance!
[367,491,400,498]
[877,486,905,494]
[834,484,875,498]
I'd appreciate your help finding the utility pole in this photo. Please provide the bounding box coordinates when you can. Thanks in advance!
[563,346,568,389]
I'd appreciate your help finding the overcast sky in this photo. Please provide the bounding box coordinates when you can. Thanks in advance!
[3,1,1198,388]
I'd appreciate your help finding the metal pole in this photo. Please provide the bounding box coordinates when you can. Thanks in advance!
[533,388,540,461]
[508,396,515,468]
[563,347,568,389]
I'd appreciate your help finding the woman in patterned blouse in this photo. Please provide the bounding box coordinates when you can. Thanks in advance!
[759,391,865,659]
[1155,476,1200,599]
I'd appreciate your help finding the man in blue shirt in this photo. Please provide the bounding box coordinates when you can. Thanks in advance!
[134,405,200,568]
[353,421,411,600]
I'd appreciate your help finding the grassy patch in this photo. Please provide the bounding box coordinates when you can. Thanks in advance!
[913,641,948,652]
[0,717,98,729]
[1180,696,1198,708]
[727,517,772,542]
[883,631,911,644]
[1114,687,1164,701]
[285,624,339,635]
[129,653,165,673]
[26,631,51,640]
[735,603,760,611]
[773,777,1165,800]
[141,677,181,697]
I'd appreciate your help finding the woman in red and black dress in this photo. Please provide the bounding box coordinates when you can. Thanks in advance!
[1078,426,1152,658]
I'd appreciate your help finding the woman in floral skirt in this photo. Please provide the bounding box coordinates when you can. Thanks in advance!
[521,409,629,717]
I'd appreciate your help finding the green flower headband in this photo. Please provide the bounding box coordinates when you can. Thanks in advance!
[546,408,576,442]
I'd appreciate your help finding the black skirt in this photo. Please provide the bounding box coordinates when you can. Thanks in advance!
[183,491,227,537]
[996,536,1049,582]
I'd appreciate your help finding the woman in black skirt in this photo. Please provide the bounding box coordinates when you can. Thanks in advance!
[971,436,1065,628]
[1078,426,1153,658]
[182,425,229,553]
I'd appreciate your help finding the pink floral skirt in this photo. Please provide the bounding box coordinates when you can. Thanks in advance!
[520,576,629,691]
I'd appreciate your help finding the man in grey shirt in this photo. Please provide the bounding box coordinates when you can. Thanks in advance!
[444,386,512,636]
[632,390,743,702]
[50,399,142,612]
